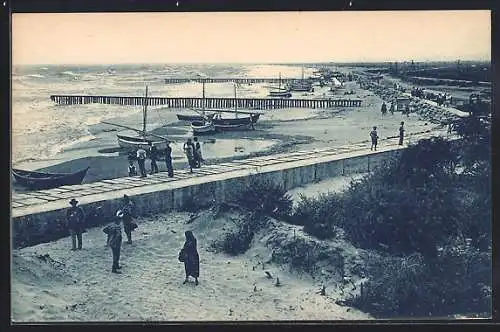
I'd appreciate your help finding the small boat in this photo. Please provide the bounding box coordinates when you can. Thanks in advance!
[288,67,313,92]
[177,113,215,122]
[213,84,260,131]
[268,72,292,98]
[12,167,90,190]
[117,134,168,150]
[190,82,216,135]
[191,121,216,135]
[102,86,173,150]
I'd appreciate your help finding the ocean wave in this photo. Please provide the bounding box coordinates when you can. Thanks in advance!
[49,134,97,156]
[60,71,80,77]
[26,74,45,79]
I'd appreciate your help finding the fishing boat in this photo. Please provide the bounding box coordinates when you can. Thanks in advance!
[268,73,292,98]
[102,86,172,150]
[177,113,214,122]
[213,84,261,131]
[12,167,90,190]
[190,82,216,135]
[288,67,313,92]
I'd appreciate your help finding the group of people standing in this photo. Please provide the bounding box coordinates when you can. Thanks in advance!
[127,137,204,178]
[183,137,203,173]
[65,195,200,284]
[128,141,174,178]
[369,121,405,151]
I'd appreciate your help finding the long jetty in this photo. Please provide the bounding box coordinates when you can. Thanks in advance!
[164,77,298,84]
[49,95,362,109]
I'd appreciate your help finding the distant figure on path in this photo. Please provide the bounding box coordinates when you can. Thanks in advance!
[149,142,159,174]
[404,104,410,117]
[193,137,203,168]
[128,160,137,177]
[121,194,138,244]
[381,102,387,116]
[447,121,453,134]
[136,146,147,178]
[370,126,379,151]
[165,141,174,177]
[183,138,195,173]
[103,211,123,274]
[399,121,405,145]
[67,198,85,251]
[179,231,200,285]
[389,102,395,115]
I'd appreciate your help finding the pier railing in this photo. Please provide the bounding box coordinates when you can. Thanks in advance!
[49,95,362,109]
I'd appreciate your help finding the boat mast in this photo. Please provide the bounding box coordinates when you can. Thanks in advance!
[234,83,238,119]
[278,72,281,90]
[202,81,206,115]
[142,85,148,137]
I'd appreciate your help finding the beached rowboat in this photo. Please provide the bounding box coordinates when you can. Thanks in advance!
[116,134,168,150]
[12,167,90,190]
[177,113,215,122]
[191,121,216,135]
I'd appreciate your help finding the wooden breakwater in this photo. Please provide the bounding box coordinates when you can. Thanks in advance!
[49,95,362,109]
[164,77,299,84]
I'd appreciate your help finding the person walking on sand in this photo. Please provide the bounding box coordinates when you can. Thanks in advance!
[148,142,159,174]
[389,102,395,115]
[183,138,195,173]
[179,231,200,285]
[136,146,147,178]
[370,126,379,151]
[121,194,138,244]
[67,198,85,251]
[103,211,123,274]
[399,121,405,145]
[381,102,387,116]
[165,141,174,177]
[193,137,203,168]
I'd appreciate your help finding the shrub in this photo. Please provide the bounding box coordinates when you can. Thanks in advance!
[232,179,293,219]
[346,241,491,318]
[212,212,269,255]
[290,193,341,239]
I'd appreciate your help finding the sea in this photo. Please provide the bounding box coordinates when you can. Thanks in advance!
[12,63,315,167]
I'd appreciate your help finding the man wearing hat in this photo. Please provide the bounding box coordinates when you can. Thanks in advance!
[66,198,85,251]
[103,210,123,273]
[121,194,138,244]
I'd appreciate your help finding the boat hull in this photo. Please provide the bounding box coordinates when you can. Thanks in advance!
[12,167,90,190]
[268,91,292,98]
[212,114,260,131]
[117,135,168,150]
[177,113,215,122]
[191,121,216,135]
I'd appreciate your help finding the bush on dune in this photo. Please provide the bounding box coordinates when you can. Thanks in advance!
[232,179,293,220]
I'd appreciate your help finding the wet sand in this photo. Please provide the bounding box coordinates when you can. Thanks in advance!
[13,78,444,192]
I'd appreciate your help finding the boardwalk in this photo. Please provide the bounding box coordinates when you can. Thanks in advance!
[49,95,362,109]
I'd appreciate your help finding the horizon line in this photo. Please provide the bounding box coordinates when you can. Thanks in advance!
[13,58,492,67]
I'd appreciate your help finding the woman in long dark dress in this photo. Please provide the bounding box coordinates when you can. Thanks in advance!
[182,231,200,285]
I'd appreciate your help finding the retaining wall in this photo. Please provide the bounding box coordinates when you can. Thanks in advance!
[12,148,402,249]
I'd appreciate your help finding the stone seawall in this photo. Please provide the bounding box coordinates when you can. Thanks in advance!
[11,148,403,249]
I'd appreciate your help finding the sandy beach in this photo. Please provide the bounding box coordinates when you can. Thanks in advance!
[11,175,372,322]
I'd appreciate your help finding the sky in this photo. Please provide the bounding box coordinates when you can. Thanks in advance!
[12,11,491,65]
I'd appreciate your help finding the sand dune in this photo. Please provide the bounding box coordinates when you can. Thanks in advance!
[12,206,372,322]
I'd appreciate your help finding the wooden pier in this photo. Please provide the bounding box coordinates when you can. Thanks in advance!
[164,77,299,84]
[49,95,362,109]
